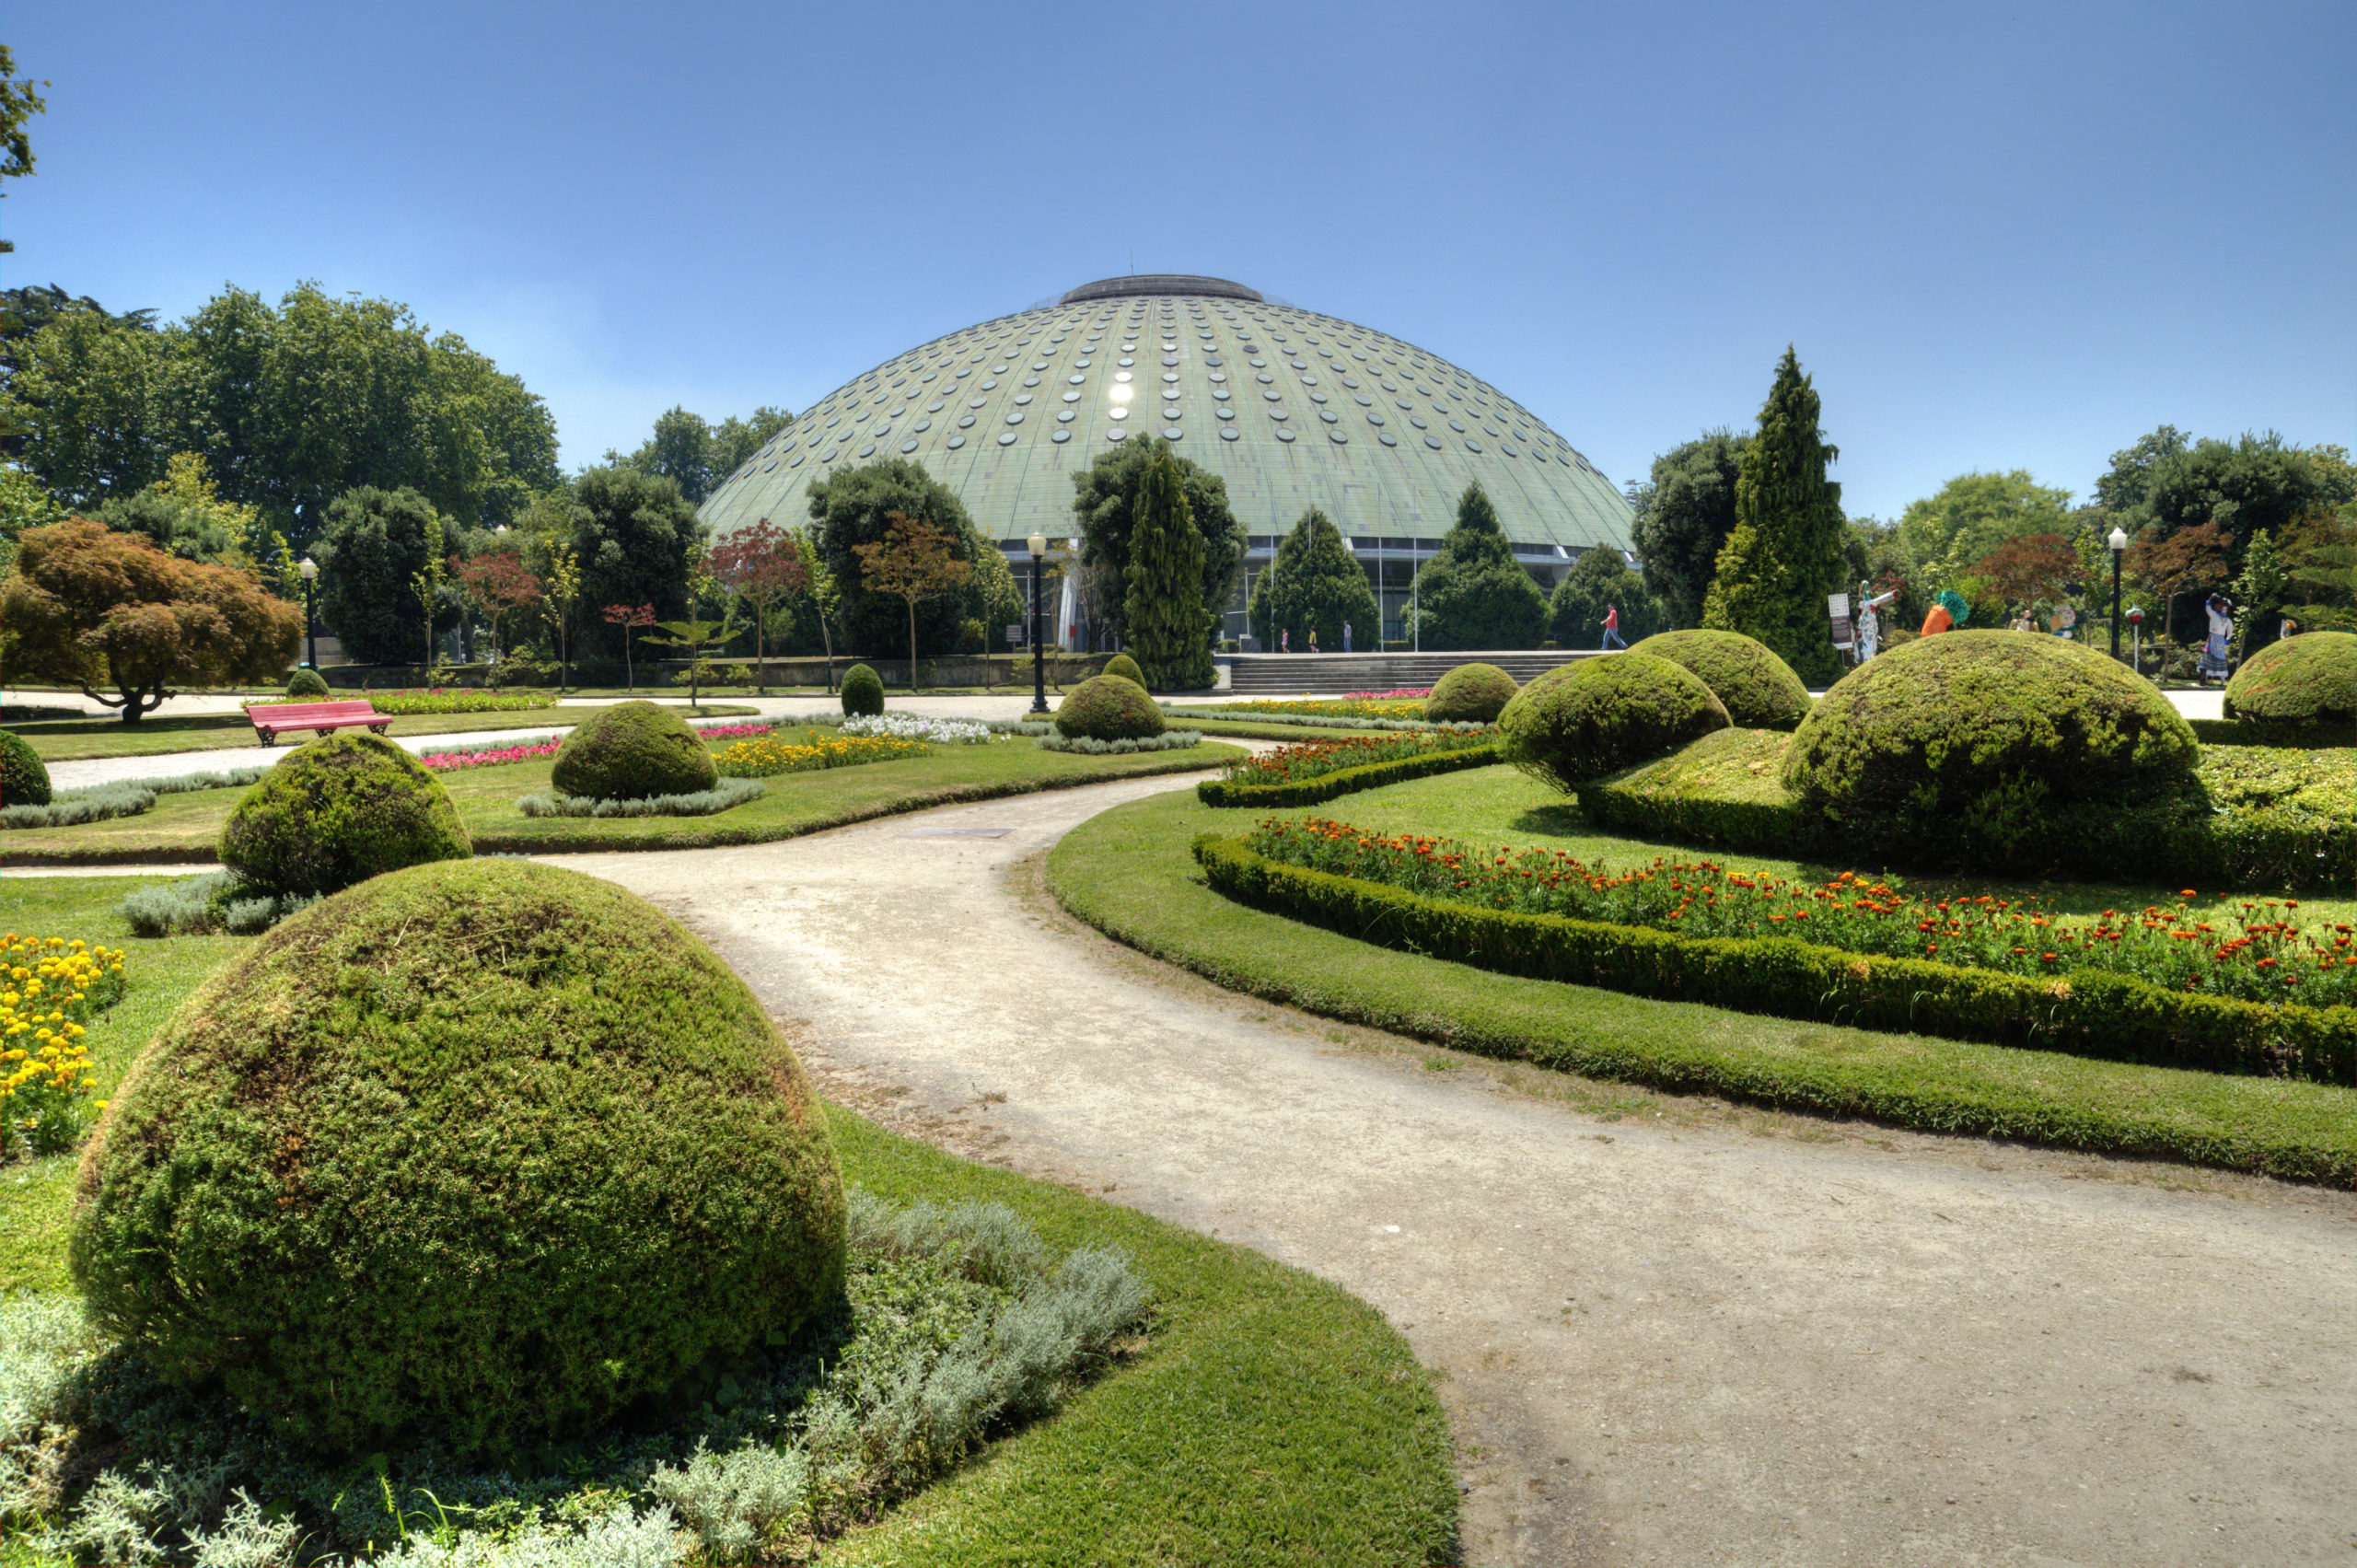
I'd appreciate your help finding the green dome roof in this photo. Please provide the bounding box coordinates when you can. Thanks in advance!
[699,277,1633,553]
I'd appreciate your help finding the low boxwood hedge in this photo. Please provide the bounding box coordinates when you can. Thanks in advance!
[1197,741,1502,808]
[1193,834,2354,1088]
[2187,715,2355,749]
[1585,730,2357,891]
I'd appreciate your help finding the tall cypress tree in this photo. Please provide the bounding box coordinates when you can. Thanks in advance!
[1123,444,1213,690]
[1411,482,1548,649]
[1702,347,1847,684]
[1248,506,1379,651]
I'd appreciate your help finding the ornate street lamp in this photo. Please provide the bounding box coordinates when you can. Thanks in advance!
[1027,532,1049,714]
[2107,526,2129,660]
[297,556,319,671]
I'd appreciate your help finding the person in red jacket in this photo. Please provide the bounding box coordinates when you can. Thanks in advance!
[1601,603,1626,650]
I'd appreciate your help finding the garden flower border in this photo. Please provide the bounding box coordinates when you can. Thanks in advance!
[1196,740,1504,808]
[1192,833,2355,1087]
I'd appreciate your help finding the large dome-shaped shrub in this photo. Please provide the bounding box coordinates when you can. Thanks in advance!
[284,666,331,699]
[1102,652,1147,689]
[1054,674,1166,740]
[1628,630,1812,731]
[70,858,847,1456]
[1496,653,1729,790]
[2223,632,2357,728]
[1782,631,2197,853]
[220,732,469,898]
[1423,662,1519,725]
[0,728,52,807]
[840,663,885,716]
[550,700,716,800]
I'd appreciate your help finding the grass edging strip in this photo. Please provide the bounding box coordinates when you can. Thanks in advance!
[1043,792,2356,1186]
[1196,743,1503,808]
[1193,834,2353,1086]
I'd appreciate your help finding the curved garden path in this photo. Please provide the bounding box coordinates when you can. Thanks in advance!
[563,774,2337,1563]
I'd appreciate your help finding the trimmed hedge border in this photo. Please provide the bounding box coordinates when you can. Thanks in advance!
[2187,716,2355,749]
[1193,834,2355,1087]
[1196,742,1502,809]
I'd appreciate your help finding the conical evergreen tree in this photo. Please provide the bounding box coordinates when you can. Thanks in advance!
[1702,347,1848,684]
[1411,482,1548,649]
[1248,506,1378,651]
[1122,445,1213,690]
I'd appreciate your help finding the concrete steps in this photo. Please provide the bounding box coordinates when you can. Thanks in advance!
[1223,650,1604,695]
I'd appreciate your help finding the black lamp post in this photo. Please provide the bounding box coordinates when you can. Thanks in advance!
[2107,526,2128,661]
[297,555,319,669]
[1027,531,1049,714]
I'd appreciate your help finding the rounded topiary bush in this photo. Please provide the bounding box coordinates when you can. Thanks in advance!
[0,728,52,807]
[840,663,885,716]
[220,732,470,898]
[1423,663,1519,725]
[1102,652,1147,689]
[284,666,331,699]
[71,858,847,1456]
[2223,632,2357,727]
[1496,653,1729,789]
[1054,674,1167,740]
[550,700,716,800]
[1628,629,1813,731]
[1782,631,2199,854]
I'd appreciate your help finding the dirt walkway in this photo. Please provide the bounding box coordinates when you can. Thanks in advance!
[555,775,2352,1568]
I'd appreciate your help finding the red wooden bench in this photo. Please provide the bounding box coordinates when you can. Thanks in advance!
[249,699,393,746]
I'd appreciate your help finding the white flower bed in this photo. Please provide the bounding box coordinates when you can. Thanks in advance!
[840,714,1004,745]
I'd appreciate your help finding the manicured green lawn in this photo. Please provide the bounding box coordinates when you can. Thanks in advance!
[0,732,1244,862]
[0,875,1456,1565]
[7,705,752,761]
[1051,772,2357,1184]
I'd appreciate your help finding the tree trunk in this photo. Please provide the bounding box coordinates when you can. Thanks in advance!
[908,599,920,694]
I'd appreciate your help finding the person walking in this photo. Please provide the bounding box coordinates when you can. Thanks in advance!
[1343,621,1353,654]
[1308,627,1320,655]
[1280,628,1289,655]
[2200,594,2234,683]
[1601,603,1626,650]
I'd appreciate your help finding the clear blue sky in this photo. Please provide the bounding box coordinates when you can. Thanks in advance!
[7,0,2351,519]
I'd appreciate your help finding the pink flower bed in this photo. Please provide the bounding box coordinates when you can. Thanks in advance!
[692,723,778,740]
[417,740,563,771]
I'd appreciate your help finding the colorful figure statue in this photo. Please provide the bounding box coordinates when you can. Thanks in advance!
[1857,585,1900,660]
[2200,594,2233,682]
[1921,589,1970,638]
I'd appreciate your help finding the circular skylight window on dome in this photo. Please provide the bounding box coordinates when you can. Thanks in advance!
[1165,426,1183,440]
[998,432,1016,446]
[1276,428,1296,443]
[1220,427,1239,440]
[1052,428,1071,442]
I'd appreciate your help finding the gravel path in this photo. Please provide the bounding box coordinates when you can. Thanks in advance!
[552,773,2353,1568]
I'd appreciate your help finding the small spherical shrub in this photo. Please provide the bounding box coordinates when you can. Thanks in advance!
[220,732,470,898]
[71,859,847,1456]
[1496,653,1729,790]
[284,666,331,699]
[840,663,885,716]
[550,700,716,800]
[2223,632,2357,727]
[1102,652,1148,689]
[1054,674,1167,741]
[0,729,52,807]
[1423,663,1519,725]
[1782,631,2198,856]
[1628,629,1812,731]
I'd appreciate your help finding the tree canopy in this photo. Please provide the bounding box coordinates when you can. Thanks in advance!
[1120,444,1213,690]
[806,458,1015,658]
[613,405,794,505]
[1248,506,1377,652]
[571,466,702,656]
[0,45,46,256]
[0,518,300,720]
[316,486,445,665]
[1895,470,2073,582]
[2133,432,2355,554]
[1549,546,1666,647]
[4,283,560,548]
[1627,431,1747,629]
[1701,347,1848,685]
[1071,435,1245,646]
[1409,482,1547,650]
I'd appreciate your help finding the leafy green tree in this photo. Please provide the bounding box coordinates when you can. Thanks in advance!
[8,283,559,547]
[94,451,299,597]
[1702,347,1849,685]
[852,514,972,691]
[1248,507,1377,653]
[1407,482,1547,650]
[411,510,448,669]
[1548,546,1666,647]
[2092,426,2190,518]
[0,461,64,544]
[2229,528,2291,656]
[807,458,1004,657]
[315,486,441,665]
[1627,431,1747,628]
[2284,505,2357,630]
[2136,433,2356,557]
[1894,470,2073,582]
[613,406,794,505]
[1121,445,1213,690]
[0,45,47,257]
[1071,435,1245,647]
[569,466,701,656]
